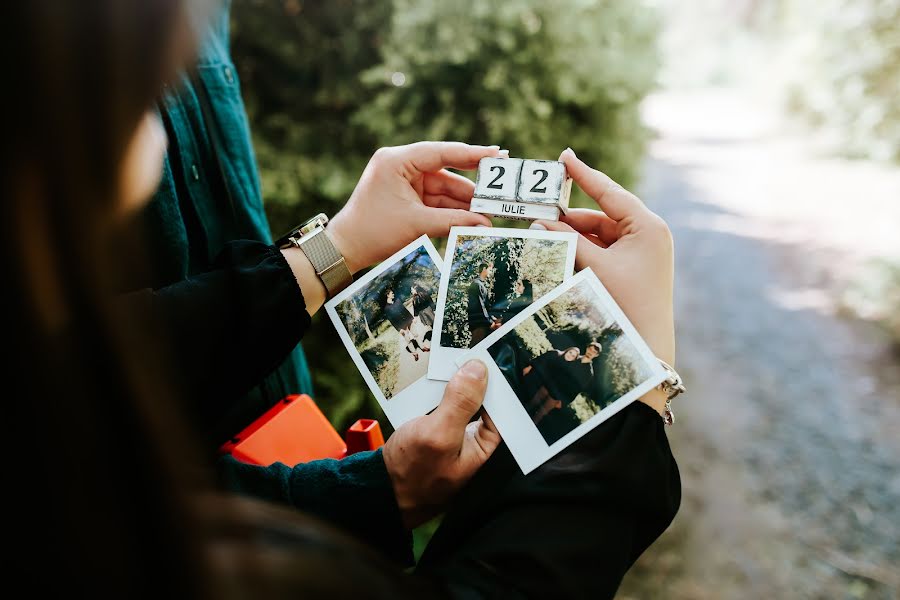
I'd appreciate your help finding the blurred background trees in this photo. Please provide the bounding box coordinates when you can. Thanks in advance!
[231,0,661,428]
[228,0,900,587]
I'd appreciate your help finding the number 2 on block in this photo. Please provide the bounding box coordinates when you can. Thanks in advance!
[487,166,506,189]
[529,169,548,193]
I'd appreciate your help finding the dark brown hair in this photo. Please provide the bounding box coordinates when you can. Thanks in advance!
[0,2,432,597]
[2,1,205,595]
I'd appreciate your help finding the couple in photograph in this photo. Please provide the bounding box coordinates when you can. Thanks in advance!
[522,342,603,424]
[467,261,534,347]
[382,283,435,362]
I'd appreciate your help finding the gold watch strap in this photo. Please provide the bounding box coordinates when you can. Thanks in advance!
[296,228,352,298]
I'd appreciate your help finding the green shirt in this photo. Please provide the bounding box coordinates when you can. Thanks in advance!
[144,1,313,430]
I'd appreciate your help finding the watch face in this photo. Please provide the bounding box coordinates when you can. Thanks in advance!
[276,213,328,248]
[299,213,328,236]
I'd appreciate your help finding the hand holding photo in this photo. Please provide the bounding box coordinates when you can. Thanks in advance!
[458,269,667,474]
[428,226,577,381]
[326,236,447,427]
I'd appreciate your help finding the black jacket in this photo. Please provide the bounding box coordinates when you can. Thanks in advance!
[127,240,680,597]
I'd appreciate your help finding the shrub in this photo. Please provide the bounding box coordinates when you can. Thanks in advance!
[231,0,661,427]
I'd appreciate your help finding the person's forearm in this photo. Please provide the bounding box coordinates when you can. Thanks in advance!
[417,402,681,598]
[218,450,413,566]
[280,245,328,316]
[640,387,668,416]
[279,228,361,317]
[121,241,311,424]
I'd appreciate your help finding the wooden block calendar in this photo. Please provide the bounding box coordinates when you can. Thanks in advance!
[470,157,572,221]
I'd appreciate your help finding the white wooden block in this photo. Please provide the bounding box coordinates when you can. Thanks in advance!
[518,160,569,206]
[469,197,562,221]
[474,157,523,201]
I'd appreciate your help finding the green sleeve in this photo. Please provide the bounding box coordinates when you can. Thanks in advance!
[218,449,413,566]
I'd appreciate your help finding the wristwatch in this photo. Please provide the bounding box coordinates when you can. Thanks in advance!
[275,213,353,299]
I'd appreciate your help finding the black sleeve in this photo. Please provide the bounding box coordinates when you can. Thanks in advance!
[416,402,681,599]
[118,240,309,427]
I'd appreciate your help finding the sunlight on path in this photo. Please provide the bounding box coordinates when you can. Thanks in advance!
[642,89,900,275]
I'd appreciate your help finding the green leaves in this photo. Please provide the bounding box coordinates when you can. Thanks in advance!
[230,0,660,428]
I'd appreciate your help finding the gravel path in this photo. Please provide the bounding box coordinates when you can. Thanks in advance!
[617,97,900,599]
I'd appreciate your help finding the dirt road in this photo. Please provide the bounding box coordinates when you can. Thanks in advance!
[618,91,900,600]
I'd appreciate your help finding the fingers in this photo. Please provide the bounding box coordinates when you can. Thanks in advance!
[423,194,475,210]
[561,208,619,247]
[479,409,499,438]
[424,169,476,202]
[401,142,502,174]
[416,206,491,237]
[559,148,647,222]
[530,220,604,269]
[430,359,489,442]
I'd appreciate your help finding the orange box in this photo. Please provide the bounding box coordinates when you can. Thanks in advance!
[220,394,384,466]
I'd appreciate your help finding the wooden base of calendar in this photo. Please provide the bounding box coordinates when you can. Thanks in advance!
[470,197,563,221]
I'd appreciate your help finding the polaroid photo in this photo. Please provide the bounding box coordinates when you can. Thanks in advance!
[427,226,577,381]
[457,269,668,474]
[326,235,447,428]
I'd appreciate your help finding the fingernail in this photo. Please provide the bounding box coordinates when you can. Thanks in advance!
[565,147,576,157]
[498,148,510,157]
[529,222,547,231]
[486,145,500,150]
[460,359,487,380]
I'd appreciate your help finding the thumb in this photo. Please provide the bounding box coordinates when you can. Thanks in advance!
[416,206,492,238]
[430,359,489,442]
[530,220,606,271]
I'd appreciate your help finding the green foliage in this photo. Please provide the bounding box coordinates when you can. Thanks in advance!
[781,0,900,162]
[358,329,399,399]
[513,316,554,357]
[231,0,392,233]
[357,0,660,197]
[841,259,900,346]
[230,0,660,428]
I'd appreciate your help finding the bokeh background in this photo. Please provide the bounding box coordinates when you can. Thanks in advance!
[231,1,899,597]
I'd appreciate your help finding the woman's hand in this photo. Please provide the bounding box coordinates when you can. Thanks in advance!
[328,142,501,274]
[532,148,675,414]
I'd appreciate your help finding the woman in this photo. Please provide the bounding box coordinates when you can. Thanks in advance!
[382,287,423,360]
[8,1,680,596]
[494,278,534,324]
[411,283,436,349]
[522,346,580,421]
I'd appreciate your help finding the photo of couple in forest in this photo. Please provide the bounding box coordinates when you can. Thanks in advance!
[486,279,657,445]
[466,260,534,346]
[440,233,574,350]
[333,245,439,400]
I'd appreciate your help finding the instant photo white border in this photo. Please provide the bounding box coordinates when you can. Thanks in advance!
[325,235,447,428]
[427,226,578,382]
[457,269,668,474]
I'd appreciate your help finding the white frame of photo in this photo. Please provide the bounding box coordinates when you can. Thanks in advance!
[457,268,668,474]
[428,226,578,381]
[325,235,447,428]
